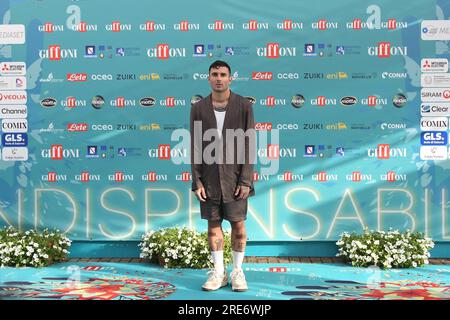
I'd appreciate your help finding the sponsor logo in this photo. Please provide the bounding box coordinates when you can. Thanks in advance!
[67,123,88,132]
[2,119,27,133]
[393,93,407,108]
[140,97,156,107]
[106,21,132,32]
[41,145,80,160]
[421,103,450,116]
[252,72,273,80]
[1,133,27,147]
[208,21,234,31]
[380,123,407,130]
[291,94,305,108]
[368,42,407,58]
[421,58,448,73]
[92,95,105,109]
[421,131,448,145]
[420,146,448,160]
[0,91,27,104]
[243,20,270,31]
[367,144,407,159]
[39,45,78,60]
[67,73,87,82]
[0,24,25,44]
[0,62,26,76]
[140,21,166,31]
[340,96,357,106]
[421,88,450,102]
[1,147,28,161]
[40,98,57,108]
[382,72,407,79]
[71,22,98,32]
[0,105,27,119]
[420,117,449,131]
[147,44,186,59]
[256,43,296,58]
[421,20,450,40]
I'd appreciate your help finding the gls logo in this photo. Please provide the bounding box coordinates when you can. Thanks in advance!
[147,44,186,59]
[421,131,448,145]
[2,133,28,147]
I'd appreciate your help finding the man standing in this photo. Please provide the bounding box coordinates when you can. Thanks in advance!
[190,60,255,292]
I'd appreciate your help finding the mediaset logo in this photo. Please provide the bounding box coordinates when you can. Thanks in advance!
[256,43,297,58]
[39,45,78,60]
[368,42,407,58]
[139,21,166,31]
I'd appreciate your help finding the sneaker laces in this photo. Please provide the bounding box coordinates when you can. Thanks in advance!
[206,269,223,281]
[231,269,245,281]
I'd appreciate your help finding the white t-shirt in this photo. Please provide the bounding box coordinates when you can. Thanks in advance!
[214,109,226,139]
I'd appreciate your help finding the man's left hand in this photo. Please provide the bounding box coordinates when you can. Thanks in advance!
[234,185,250,200]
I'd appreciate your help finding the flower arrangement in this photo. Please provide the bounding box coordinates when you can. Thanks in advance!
[0,226,72,268]
[336,228,434,269]
[139,227,232,269]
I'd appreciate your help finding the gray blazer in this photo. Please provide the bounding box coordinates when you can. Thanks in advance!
[190,91,255,203]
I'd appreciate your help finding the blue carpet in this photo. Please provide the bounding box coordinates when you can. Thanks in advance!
[0,262,449,300]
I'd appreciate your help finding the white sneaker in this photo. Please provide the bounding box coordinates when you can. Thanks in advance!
[202,269,228,291]
[230,268,248,292]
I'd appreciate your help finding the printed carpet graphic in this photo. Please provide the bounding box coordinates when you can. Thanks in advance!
[0,262,449,300]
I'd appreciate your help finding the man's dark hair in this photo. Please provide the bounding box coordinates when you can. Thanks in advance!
[209,60,231,76]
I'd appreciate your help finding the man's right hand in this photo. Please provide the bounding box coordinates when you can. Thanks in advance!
[194,187,207,202]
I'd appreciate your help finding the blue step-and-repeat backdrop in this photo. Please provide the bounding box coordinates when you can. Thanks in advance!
[0,0,449,241]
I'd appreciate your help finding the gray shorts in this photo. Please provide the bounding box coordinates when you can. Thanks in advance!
[200,195,248,222]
